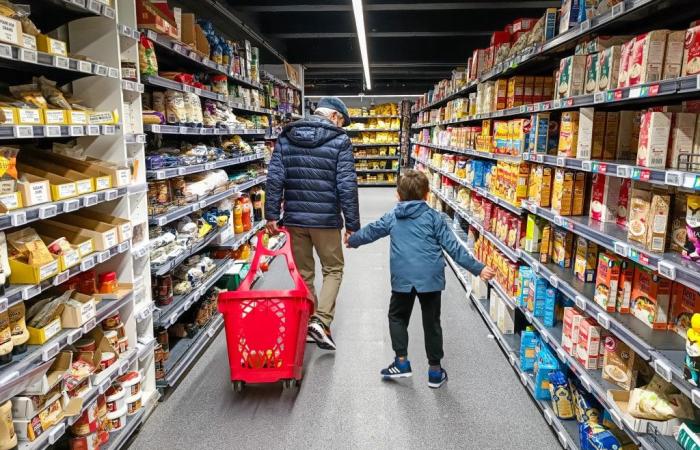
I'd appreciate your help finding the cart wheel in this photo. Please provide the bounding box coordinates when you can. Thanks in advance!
[232,381,244,393]
[283,379,299,389]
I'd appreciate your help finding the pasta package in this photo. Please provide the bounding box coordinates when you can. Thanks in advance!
[165,90,186,124]
[139,35,158,76]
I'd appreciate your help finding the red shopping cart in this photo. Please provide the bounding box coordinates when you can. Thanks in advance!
[218,229,314,392]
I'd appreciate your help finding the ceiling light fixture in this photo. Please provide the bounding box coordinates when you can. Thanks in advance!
[351,0,371,90]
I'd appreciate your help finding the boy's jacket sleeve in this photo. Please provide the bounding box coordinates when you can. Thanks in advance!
[348,212,395,248]
[435,215,485,276]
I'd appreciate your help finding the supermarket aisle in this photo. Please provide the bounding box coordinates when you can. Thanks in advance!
[129,188,560,450]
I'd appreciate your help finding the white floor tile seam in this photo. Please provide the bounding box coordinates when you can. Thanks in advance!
[128,188,561,450]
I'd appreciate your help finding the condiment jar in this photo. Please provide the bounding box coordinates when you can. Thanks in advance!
[98,272,117,294]
[104,330,119,349]
[74,337,96,352]
[105,385,125,414]
[100,352,116,370]
[102,313,121,330]
[106,406,127,432]
[118,371,142,397]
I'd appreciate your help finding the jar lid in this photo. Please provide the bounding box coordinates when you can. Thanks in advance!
[118,371,141,386]
[99,272,117,283]
[100,352,116,363]
[75,337,96,347]
[104,330,118,339]
[105,384,124,401]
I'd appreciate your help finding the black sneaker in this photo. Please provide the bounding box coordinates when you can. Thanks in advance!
[307,319,336,350]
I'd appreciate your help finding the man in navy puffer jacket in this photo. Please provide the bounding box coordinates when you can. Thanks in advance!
[265,97,360,351]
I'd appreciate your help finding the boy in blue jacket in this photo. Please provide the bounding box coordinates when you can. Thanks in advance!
[347,170,495,388]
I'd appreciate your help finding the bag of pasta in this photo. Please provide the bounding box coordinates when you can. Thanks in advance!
[139,35,158,76]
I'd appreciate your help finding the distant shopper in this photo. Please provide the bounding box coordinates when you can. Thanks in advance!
[347,170,495,388]
[265,96,360,351]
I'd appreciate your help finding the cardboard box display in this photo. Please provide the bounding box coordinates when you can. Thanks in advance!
[556,55,587,99]
[36,34,68,57]
[0,191,21,211]
[637,111,672,168]
[19,155,95,195]
[590,173,622,223]
[631,265,672,329]
[682,23,700,76]
[628,30,669,86]
[0,106,16,125]
[47,152,130,188]
[27,317,61,345]
[69,111,87,125]
[73,210,132,243]
[42,109,70,125]
[663,30,686,80]
[41,218,117,251]
[669,282,700,336]
[558,111,579,157]
[16,108,42,125]
[616,259,635,314]
[21,33,35,50]
[60,292,96,328]
[0,15,22,46]
[595,252,621,312]
[18,165,77,200]
[597,45,621,91]
[39,235,80,272]
[576,318,602,370]
[23,352,71,395]
[33,223,94,258]
[136,0,178,38]
[602,335,637,390]
[9,255,58,285]
[668,112,697,169]
[607,390,684,436]
[574,236,598,283]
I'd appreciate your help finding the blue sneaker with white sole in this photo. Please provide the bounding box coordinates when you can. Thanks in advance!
[380,358,412,379]
[428,368,448,388]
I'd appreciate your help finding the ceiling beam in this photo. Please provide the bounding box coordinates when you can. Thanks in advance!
[237,2,560,12]
[269,31,491,38]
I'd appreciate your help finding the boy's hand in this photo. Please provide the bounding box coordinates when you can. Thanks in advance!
[479,266,496,281]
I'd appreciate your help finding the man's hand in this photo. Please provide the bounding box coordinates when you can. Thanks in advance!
[479,266,496,281]
[344,230,353,248]
[266,220,280,235]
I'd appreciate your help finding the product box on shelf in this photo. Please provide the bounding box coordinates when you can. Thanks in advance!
[34,223,95,258]
[584,53,599,94]
[601,335,637,391]
[573,236,598,283]
[597,45,621,91]
[576,108,606,160]
[572,172,586,216]
[16,107,43,125]
[607,390,684,436]
[663,30,686,79]
[590,173,622,223]
[73,210,132,243]
[27,317,61,345]
[616,259,635,314]
[9,254,59,284]
[631,265,672,329]
[594,252,621,312]
[628,30,670,86]
[42,109,70,126]
[683,23,700,76]
[496,295,515,335]
[61,292,97,328]
[551,227,573,268]
[616,111,641,161]
[36,34,68,57]
[668,112,697,169]
[637,111,672,168]
[551,168,574,216]
[23,352,72,395]
[18,165,78,201]
[576,318,602,370]
[69,110,87,125]
[21,157,95,195]
[136,0,178,38]
[556,55,586,99]
[42,218,117,251]
[41,236,80,271]
[12,392,82,442]
[669,282,700,336]
[0,15,22,46]
[558,111,579,158]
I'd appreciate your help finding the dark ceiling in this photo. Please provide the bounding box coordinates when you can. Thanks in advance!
[222,0,561,95]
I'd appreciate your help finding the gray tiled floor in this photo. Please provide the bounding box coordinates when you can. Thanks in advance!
[129,188,561,450]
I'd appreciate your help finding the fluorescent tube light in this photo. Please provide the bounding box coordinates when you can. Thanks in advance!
[352,0,371,90]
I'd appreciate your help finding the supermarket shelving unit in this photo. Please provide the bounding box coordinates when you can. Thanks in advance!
[411,1,700,449]
[348,111,402,187]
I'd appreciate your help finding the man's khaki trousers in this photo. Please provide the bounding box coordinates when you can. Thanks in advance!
[287,226,344,327]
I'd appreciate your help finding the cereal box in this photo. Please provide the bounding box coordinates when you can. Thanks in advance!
[576,107,595,160]
[670,191,688,253]
[663,30,686,80]
[616,259,635,314]
[616,178,632,228]
[628,30,669,86]
[628,187,652,246]
[646,191,670,253]
[562,307,583,356]
[589,173,621,223]
[584,53,599,94]
[669,282,700,336]
[618,38,635,88]
[631,265,672,329]
[637,111,671,168]
[682,23,700,76]
[540,223,553,264]
[557,55,587,99]
[594,252,621,312]
[668,112,697,169]
[577,319,602,370]
[558,111,580,157]
[574,236,598,283]
[551,168,574,216]
[602,335,637,390]
[597,45,621,91]
[552,227,574,269]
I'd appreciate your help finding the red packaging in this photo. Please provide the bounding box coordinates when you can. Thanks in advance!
[616,178,632,227]
[618,38,635,88]
[491,31,511,46]
[682,24,700,76]
[512,18,536,33]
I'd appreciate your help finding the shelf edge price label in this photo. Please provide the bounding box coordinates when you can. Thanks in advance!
[87,0,101,13]
[575,295,587,311]
[178,126,188,134]
[64,199,79,212]
[80,257,95,271]
[102,125,115,135]
[548,275,559,288]
[596,312,611,330]
[44,125,61,137]
[611,1,625,16]
[13,125,33,138]
[94,65,108,76]
[593,92,605,103]
[104,189,118,200]
[653,359,673,382]
[53,56,69,69]
[0,44,11,59]
[556,156,566,167]
[149,124,160,133]
[629,86,642,98]
[616,165,631,178]
[108,67,119,78]
[42,342,59,361]
[692,390,700,409]
[665,170,683,186]
[658,260,676,280]
[67,329,83,345]
[613,241,629,257]
[103,6,115,19]
[19,48,37,64]
[84,194,98,206]
[86,125,100,136]
[70,125,84,136]
[38,205,57,219]
[579,19,591,31]
[172,43,183,54]
[581,160,592,171]
[78,60,92,73]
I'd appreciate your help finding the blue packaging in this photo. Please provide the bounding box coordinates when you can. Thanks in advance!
[544,8,558,41]
[530,275,549,317]
[520,327,539,372]
[518,266,533,308]
[534,343,559,400]
[543,287,558,327]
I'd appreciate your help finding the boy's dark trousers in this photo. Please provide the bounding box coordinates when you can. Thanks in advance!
[389,289,443,365]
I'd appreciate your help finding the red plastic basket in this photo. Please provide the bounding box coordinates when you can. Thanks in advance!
[218,229,314,389]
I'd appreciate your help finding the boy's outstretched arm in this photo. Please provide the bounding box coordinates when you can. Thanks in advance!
[435,215,485,276]
[347,212,395,248]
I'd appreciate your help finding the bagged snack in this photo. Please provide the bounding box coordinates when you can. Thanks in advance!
[7,228,53,265]
[165,90,186,124]
[139,35,158,76]
[36,77,71,110]
[152,91,166,114]
[548,370,574,419]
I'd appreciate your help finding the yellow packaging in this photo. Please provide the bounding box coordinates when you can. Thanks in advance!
[69,111,87,125]
[36,35,68,56]
[33,224,94,258]
[540,223,553,264]
[42,109,70,125]
[573,172,586,216]
[21,33,36,50]
[88,110,119,125]
[16,108,43,125]
[540,166,553,208]
[558,111,579,157]
[574,236,598,282]
[18,165,78,200]
[0,107,17,125]
[552,168,574,215]
[552,228,574,268]
[27,318,61,345]
[516,163,530,204]
[9,256,59,285]
[0,192,21,211]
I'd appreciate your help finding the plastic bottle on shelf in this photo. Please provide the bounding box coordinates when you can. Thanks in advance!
[8,302,28,355]
[0,400,17,450]
[253,189,265,222]
[234,198,244,234]
[242,195,252,231]
[0,310,12,365]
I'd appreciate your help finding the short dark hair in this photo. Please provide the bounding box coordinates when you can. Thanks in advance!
[397,169,429,201]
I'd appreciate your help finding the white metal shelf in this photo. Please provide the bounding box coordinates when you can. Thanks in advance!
[146,153,264,180]
[143,124,266,136]
[0,43,120,80]
[0,124,118,139]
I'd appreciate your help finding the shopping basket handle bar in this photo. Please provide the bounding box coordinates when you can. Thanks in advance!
[219,228,313,302]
